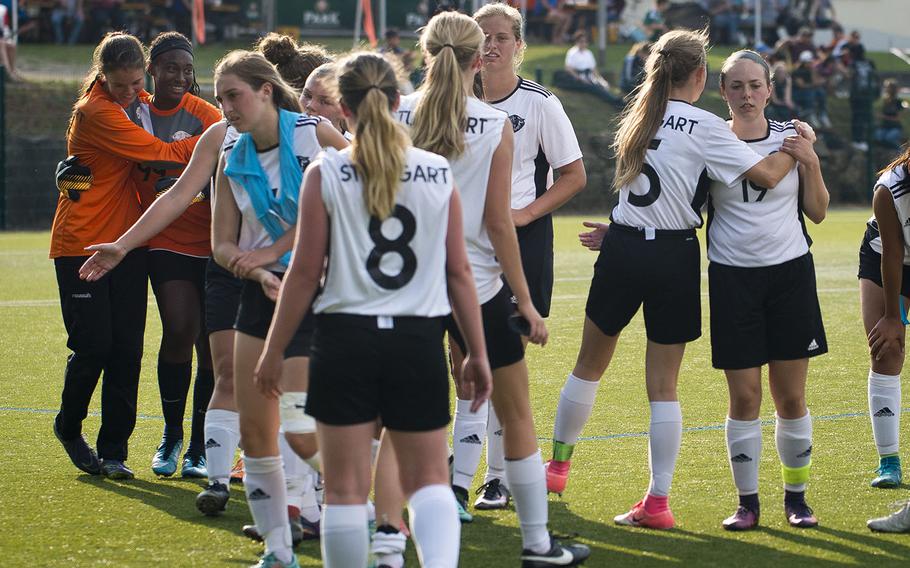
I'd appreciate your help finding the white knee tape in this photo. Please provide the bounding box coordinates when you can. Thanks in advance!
[279,392,317,434]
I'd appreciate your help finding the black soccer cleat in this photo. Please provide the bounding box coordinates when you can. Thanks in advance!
[196,481,230,516]
[521,535,590,567]
[53,414,101,475]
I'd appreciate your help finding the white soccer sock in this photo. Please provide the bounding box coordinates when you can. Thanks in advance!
[504,450,550,554]
[869,370,901,456]
[408,484,461,568]
[372,527,407,568]
[451,399,488,490]
[553,373,600,448]
[776,412,813,492]
[280,434,306,511]
[243,455,293,563]
[300,468,321,523]
[726,417,762,496]
[484,405,506,484]
[321,504,369,568]
[204,409,240,486]
[648,401,682,497]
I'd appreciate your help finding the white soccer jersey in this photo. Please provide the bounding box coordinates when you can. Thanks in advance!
[396,93,507,303]
[868,165,910,264]
[707,120,809,267]
[313,146,454,317]
[222,115,321,272]
[487,78,583,210]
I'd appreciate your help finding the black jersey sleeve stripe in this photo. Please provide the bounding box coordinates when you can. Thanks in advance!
[518,82,553,98]
[690,168,710,228]
[519,79,553,95]
[223,143,236,151]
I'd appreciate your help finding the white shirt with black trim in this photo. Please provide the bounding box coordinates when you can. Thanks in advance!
[313,146,454,317]
[707,120,809,267]
[396,93,507,304]
[565,46,597,72]
[611,100,764,231]
[488,78,583,210]
[222,115,321,272]
[869,165,910,263]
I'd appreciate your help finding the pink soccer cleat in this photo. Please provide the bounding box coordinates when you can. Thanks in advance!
[614,500,676,530]
[545,460,571,495]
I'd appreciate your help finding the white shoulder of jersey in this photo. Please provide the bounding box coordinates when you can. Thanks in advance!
[878,164,910,198]
[222,125,240,153]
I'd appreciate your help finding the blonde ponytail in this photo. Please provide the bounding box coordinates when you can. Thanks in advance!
[613,29,708,190]
[337,53,410,220]
[411,11,484,158]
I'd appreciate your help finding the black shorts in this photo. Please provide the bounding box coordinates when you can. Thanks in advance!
[234,275,315,358]
[204,257,243,335]
[306,314,450,431]
[515,214,554,318]
[857,223,910,298]
[149,250,207,295]
[446,286,525,371]
[709,253,828,370]
[585,224,701,345]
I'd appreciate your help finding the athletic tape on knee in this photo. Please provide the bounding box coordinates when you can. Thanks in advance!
[279,391,317,434]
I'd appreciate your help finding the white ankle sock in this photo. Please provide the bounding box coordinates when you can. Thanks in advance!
[776,412,813,492]
[648,401,682,497]
[372,527,406,568]
[485,405,506,484]
[553,373,600,447]
[321,504,369,568]
[504,450,550,554]
[408,484,460,568]
[869,371,901,455]
[244,455,292,563]
[204,409,239,486]
[726,417,762,495]
[451,399,487,490]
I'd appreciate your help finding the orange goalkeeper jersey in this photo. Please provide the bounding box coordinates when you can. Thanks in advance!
[131,93,222,257]
[49,82,200,258]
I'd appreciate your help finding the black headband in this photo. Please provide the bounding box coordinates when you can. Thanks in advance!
[150,36,193,61]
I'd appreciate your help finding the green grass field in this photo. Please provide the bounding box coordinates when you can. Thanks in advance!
[3,210,910,566]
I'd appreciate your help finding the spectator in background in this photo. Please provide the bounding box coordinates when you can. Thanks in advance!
[168,0,192,40]
[767,50,797,122]
[810,0,837,29]
[702,0,739,46]
[875,79,905,150]
[0,0,22,80]
[620,41,650,96]
[539,0,572,45]
[848,43,880,152]
[643,0,669,42]
[91,0,125,40]
[52,0,85,45]
[556,30,624,108]
[378,28,414,72]
[791,50,831,127]
[786,26,817,63]
[740,0,781,46]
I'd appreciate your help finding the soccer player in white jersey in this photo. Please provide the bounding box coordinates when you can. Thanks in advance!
[447,1,586,514]
[396,11,590,567]
[860,144,910,492]
[544,29,801,529]
[708,51,829,531]
[255,52,491,568]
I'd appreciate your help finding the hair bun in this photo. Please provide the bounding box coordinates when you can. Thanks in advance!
[258,33,300,67]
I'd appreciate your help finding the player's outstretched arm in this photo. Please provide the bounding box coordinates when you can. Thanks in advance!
[446,189,492,412]
[79,121,228,281]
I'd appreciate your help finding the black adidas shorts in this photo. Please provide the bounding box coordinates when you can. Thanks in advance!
[585,224,701,345]
[709,253,828,370]
[148,250,207,295]
[306,314,450,431]
[446,286,525,371]
[858,223,910,298]
[234,275,315,358]
[515,214,554,318]
[204,257,243,335]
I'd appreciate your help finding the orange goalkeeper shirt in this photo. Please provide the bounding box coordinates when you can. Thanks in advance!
[49,82,200,258]
[132,93,222,257]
